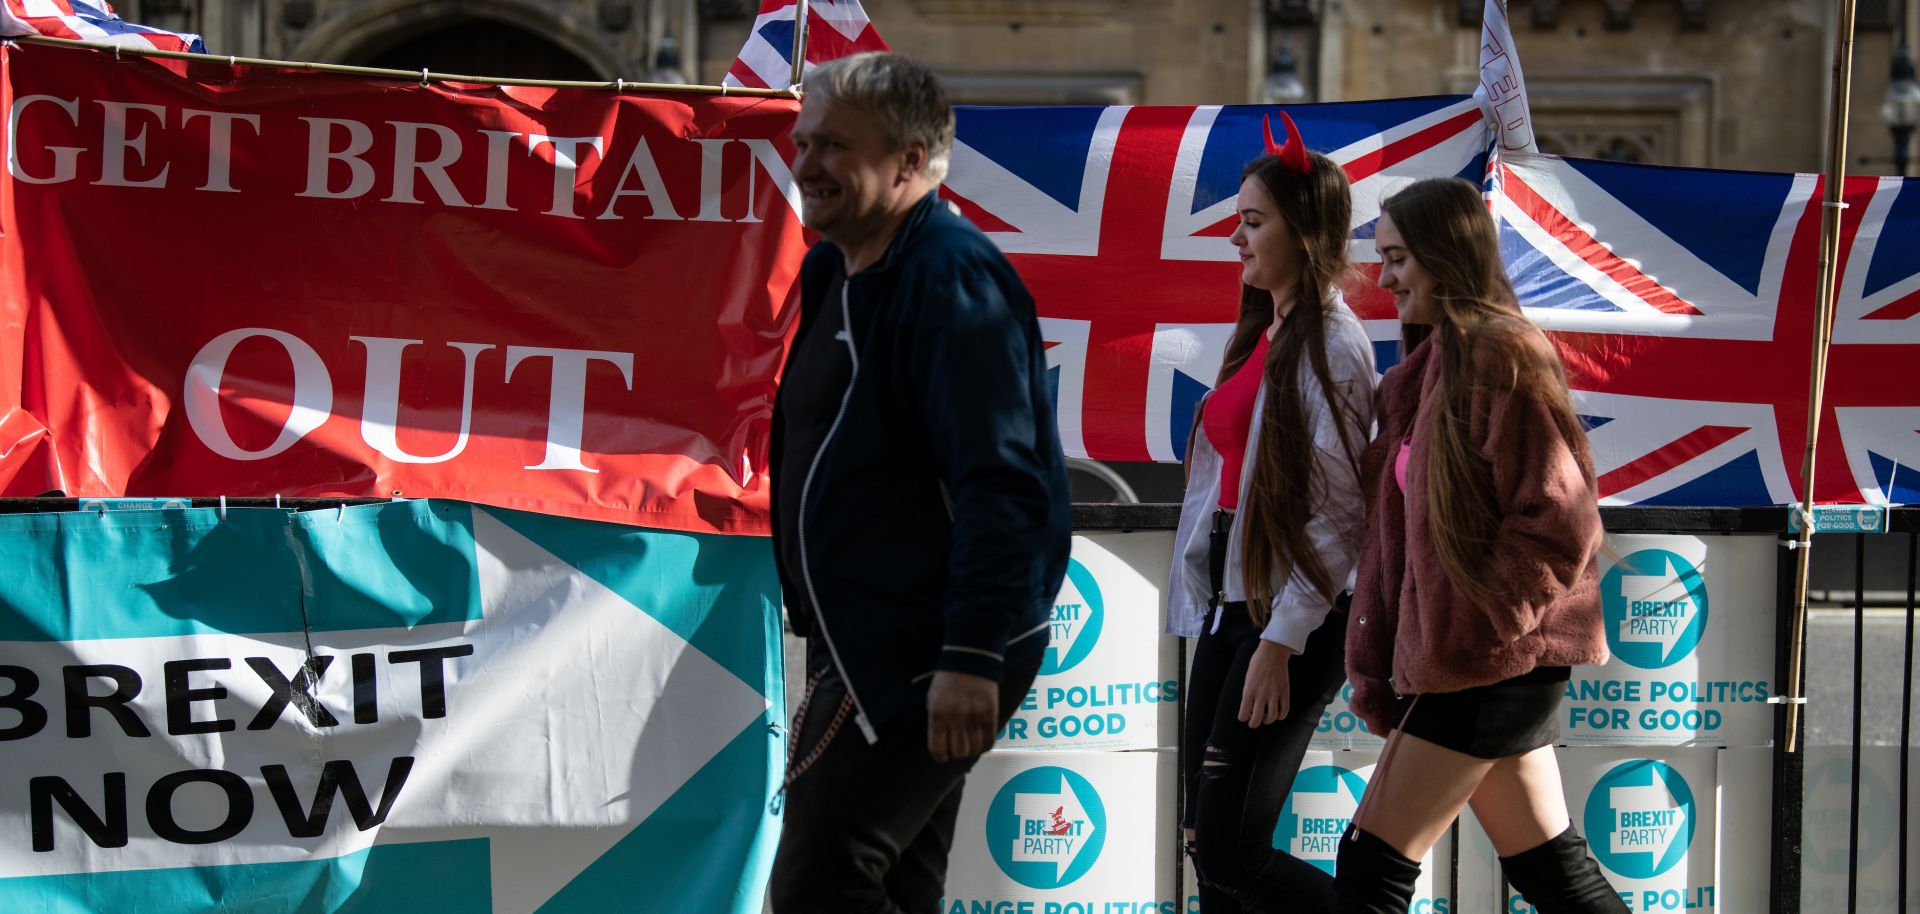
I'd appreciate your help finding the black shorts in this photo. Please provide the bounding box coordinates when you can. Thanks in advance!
[1390,666,1571,759]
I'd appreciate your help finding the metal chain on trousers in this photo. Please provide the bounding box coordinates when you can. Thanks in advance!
[781,669,854,794]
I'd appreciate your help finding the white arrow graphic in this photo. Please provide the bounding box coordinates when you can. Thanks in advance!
[1608,780,1686,858]
[1048,576,1092,666]
[379,508,774,912]
[1617,556,1697,647]
[0,507,771,914]
[1286,773,1364,862]
[1290,772,1364,822]
[1009,775,1102,881]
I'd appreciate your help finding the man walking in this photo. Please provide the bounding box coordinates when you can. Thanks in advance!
[767,52,1072,913]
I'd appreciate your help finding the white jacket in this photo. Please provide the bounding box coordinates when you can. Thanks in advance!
[1164,294,1378,652]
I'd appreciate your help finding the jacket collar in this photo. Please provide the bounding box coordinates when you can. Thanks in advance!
[1382,330,1441,439]
[851,189,943,277]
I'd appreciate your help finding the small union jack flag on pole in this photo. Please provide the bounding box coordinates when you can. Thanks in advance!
[0,0,205,53]
[723,0,889,91]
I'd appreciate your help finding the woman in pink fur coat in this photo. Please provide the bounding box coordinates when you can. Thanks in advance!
[1332,177,1627,914]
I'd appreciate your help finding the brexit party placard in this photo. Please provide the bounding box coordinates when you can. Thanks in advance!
[998,534,1180,752]
[1315,534,1777,751]
[1800,746,1920,913]
[1311,680,1387,751]
[1263,750,1454,914]
[0,501,784,913]
[1536,748,1719,913]
[1173,749,1452,913]
[943,750,1177,914]
[1713,747,1774,914]
[1563,535,1776,746]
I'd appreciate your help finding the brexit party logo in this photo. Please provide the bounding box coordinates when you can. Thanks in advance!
[1270,765,1367,874]
[1805,757,1894,874]
[1042,559,1104,675]
[1601,549,1708,669]
[1584,760,1696,879]
[986,766,1107,889]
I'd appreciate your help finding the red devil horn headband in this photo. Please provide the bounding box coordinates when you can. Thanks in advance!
[1262,111,1314,175]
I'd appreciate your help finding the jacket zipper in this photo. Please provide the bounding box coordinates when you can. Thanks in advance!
[937,480,956,521]
[796,280,880,744]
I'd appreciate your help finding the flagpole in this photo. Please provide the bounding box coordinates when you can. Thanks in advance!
[1784,0,1861,755]
[790,0,810,88]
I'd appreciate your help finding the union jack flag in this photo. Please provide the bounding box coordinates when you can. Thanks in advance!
[1495,155,1920,506]
[0,0,204,53]
[945,97,1490,464]
[947,100,1920,506]
[1831,176,1920,504]
[723,0,889,91]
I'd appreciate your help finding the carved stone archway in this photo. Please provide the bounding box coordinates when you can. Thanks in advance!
[288,0,624,81]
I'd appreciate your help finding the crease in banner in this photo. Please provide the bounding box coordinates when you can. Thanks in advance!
[0,41,806,535]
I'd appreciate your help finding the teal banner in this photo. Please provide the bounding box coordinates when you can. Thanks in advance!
[0,500,785,913]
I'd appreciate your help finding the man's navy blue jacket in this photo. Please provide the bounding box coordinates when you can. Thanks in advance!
[769,191,1072,739]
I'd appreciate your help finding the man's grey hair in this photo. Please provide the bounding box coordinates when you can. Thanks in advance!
[806,52,956,183]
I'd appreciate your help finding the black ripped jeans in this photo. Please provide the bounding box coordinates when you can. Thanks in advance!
[1182,511,1346,912]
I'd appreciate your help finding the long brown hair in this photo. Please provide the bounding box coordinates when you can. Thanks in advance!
[1379,177,1593,608]
[1213,150,1360,624]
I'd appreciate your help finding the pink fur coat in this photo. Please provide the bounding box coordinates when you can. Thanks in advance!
[1345,319,1609,735]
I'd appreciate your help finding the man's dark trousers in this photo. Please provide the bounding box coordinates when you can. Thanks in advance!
[768,643,1042,914]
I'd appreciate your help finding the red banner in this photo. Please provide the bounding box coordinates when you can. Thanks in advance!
[0,42,806,534]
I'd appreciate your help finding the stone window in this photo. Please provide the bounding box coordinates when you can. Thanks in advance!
[1522,76,1715,167]
[1534,121,1666,164]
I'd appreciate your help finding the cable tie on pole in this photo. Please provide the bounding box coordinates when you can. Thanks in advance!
[1767,696,1809,704]
[616,77,624,92]
[228,55,237,68]
[1821,201,1850,210]
[420,68,430,88]
[218,495,227,521]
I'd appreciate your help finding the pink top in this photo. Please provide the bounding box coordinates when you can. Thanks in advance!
[1394,439,1411,492]
[1202,334,1270,510]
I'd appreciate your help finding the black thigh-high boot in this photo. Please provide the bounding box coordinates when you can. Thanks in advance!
[1332,825,1421,914]
[1499,825,1630,914]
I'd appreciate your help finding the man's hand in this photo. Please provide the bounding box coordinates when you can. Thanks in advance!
[1238,640,1295,727]
[927,670,999,762]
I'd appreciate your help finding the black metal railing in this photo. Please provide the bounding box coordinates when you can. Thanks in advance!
[1071,503,1916,914]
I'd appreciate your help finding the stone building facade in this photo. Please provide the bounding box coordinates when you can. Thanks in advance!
[121,0,704,86]
[702,0,1261,105]
[1325,0,1917,175]
[132,0,1920,177]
